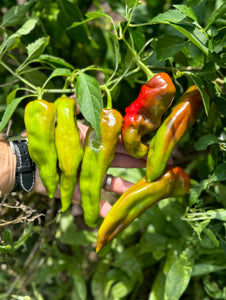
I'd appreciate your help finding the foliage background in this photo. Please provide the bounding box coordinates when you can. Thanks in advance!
[0,0,226,299]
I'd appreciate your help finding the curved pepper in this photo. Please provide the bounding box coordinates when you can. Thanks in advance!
[121,72,176,158]
[24,100,59,198]
[146,85,203,183]
[80,108,123,228]
[96,166,190,252]
[55,97,83,212]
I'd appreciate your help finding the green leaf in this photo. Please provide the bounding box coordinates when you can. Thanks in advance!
[0,0,36,27]
[210,163,226,182]
[105,269,133,299]
[76,71,103,136]
[173,4,198,22]
[91,260,111,300]
[194,134,221,151]
[26,37,50,61]
[155,35,187,61]
[2,229,13,243]
[205,3,226,29]
[126,0,141,9]
[113,250,143,286]
[70,9,114,30]
[12,224,32,251]
[16,16,38,36]
[0,96,26,133]
[149,269,165,300]
[192,263,226,276]
[39,54,74,69]
[59,230,97,245]
[150,9,187,24]
[0,17,38,57]
[149,10,208,55]
[0,36,20,57]
[164,248,194,300]
[42,68,72,88]
[6,88,18,105]
[70,268,87,300]
[190,74,210,114]
[170,23,208,55]
[0,245,12,253]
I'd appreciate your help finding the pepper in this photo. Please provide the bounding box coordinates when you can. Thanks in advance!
[121,72,176,158]
[55,97,83,212]
[24,100,59,198]
[96,166,190,252]
[79,108,123,228]
[146,85,203,183]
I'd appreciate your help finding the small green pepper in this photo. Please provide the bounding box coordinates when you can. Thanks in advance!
[55,97,83,212]
[96,166,190,252]
[24,100,59,198]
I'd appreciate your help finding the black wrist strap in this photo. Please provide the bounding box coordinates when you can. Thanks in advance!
[9,138,35,192]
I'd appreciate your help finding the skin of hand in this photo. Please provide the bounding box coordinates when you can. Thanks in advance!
[0,137,17,196]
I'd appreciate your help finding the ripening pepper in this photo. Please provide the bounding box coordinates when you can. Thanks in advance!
[24,100,59,198]
[121,72,176,158]
[55,97,83,212]
[80,108,123,228]
[146,85,203,183]
[96,166,190,252]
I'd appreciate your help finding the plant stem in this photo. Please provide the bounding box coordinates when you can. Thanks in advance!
[0,60,37,91]
[123,38,154,80]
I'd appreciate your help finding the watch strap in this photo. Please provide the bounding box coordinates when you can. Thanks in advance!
[9,138,35,192]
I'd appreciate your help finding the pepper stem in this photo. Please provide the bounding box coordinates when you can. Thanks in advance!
[102,85,112,109]
[37,87,43,100]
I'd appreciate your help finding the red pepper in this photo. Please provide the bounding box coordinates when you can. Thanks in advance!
[121,73,176,158]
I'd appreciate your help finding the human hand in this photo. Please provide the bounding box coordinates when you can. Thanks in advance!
[33,120,146,217]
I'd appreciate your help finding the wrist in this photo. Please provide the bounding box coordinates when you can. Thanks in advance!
[0,137,17,195]
[9,137,35,193]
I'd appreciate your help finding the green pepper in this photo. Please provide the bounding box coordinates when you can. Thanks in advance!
[96,166,190,252]
[24,100,59,198]
[146,85,203,182]
[80,108,123,228]
[122,73,176,158]
[55,97,83,212]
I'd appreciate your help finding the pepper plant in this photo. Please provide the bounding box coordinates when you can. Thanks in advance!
[0,0,226,299]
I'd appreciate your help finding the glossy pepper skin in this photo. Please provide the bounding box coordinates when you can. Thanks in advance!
[146,85,203,183]
[96,166,190,252]
[122,73,176,158]
[24,100,59,198]
[55,97,83,212]
[80,109,123,228]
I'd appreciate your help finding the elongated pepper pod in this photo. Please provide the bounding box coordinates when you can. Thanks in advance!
[146,85,203,183]
[96,166,190,252]
[122,72,176,158]
[55,97,83,212]
[24,100,59,198]
[80,108,123,228]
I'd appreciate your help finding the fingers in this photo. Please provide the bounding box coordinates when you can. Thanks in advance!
[100,199,112,218]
